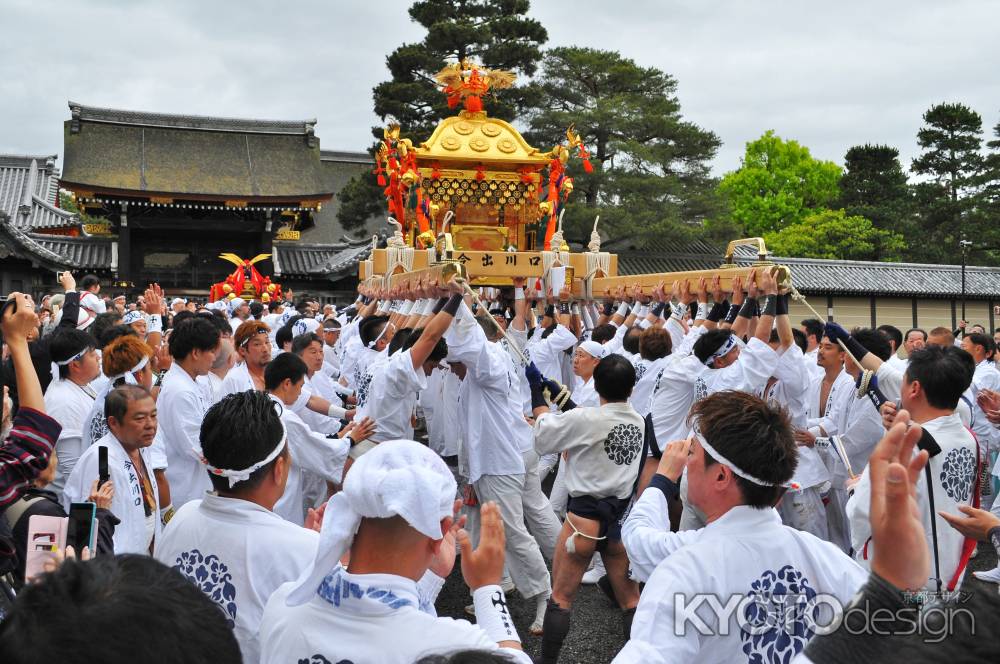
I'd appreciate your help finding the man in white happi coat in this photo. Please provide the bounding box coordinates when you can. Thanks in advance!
[44,327,101,495]
[836,335,980,592]
[155,391,321,664]
[220,320,271,397]
[811,327,890,551]
[616,391,867,663]
[531,354,645,663]
[65,385,161,554]
[157,317,221,508]
[258,440,531,664]
[351,287,461,458]
[961,332,1000,463]
[445,297,557,634]
[263,352,358,524]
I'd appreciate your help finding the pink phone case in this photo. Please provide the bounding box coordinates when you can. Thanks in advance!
[25,514,68,580]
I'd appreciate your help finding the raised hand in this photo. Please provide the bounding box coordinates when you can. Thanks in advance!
[730,276,745,305]
[746,268,759,299]
[710,274,723,303]
[1,294,39,342]
[868,410,930,591]
[458,501,505,590]
[823,321,851,344]
[88,478,115,510]
[656,437,692,482]
[939,504,1000,542]
[58,271,77,293]
[696,277,708,303]
[525,362,544,388]
[144,283,164,315]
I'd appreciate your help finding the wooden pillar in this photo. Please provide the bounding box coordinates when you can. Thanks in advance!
[826,294,834,322]
[911,297,918,329]
[260,210,274,257]
[869,296,877,328]
[118,201,130,280]
[950,299,957,330]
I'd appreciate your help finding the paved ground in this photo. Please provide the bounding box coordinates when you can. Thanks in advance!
[435,538,999,663]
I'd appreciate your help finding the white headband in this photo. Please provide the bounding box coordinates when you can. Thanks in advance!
[704,334,737,366]
[201,421,288,489]
[285,439,457,606]
[693,427,800,491]
[367,321,393,349]
[54,347,92,366]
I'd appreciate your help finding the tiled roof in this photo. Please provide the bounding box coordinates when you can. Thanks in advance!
[0,212,112,270]
[272,239,371,278]
[62,102,333,200]
[615,239,1000,299]
[0,154,78,230]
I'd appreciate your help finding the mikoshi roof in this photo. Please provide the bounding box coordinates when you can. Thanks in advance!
[272,237,373,279]
[608,237,1000,299]
[61,101,333,201]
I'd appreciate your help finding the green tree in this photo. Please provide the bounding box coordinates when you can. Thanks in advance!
[764,209,906,261]
[838,143,913,230]
[524,46,722,245]
[338,0,548,232]
[718,131,842,237]
[910,102,983,263]
[981,114,1000,231]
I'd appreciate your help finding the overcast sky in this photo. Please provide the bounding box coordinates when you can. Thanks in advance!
[2,0,998,175]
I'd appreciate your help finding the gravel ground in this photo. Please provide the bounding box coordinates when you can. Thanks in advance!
[434,538,999,663]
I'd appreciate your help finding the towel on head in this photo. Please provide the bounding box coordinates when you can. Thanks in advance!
[284,439,457,606]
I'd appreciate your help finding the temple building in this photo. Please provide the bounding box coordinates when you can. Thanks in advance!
[0,102,376,299]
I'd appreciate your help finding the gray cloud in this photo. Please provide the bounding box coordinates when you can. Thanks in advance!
[2,0,998,176]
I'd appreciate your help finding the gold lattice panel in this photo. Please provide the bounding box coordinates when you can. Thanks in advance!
[422,176,535,208]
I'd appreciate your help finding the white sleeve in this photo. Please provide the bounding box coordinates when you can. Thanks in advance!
[285,415,349,484]
[542,323,577,353]
[875,362,904,403]
[665,317,685,354]
[621,482,700,582]
[675,325,706,357]
[606,323,628,354]
[845,467,873,565]
[533,409,589,456]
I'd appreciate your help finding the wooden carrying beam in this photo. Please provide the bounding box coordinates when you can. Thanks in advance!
[587,264,792,299]
[384,260,469,289]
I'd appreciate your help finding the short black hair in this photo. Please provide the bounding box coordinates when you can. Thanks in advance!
[415,651,517,664]
[322,318,342,330]
[403,327,448,364]
[105,385,152,425]
[90,311,124,345]
[852,327,892,361]
[80,274,100,290]
[388,327,414,355]
[295,298,311,314]
[0,555,241,664]
[98,324,138,349]
[622,326,642,355]
[593,354,636,402]
[49,327,95,378]
[264,351,308,391]
[197,310,231,337]
[689,390,797,509]
[168,317,220,361]
[800,318,824,342]
[201,391,286,493]
[590,323,617,344]
[693,329,734,366]
[904,346,975,410]
[964,332,996,357]
[791,328,807,353]
[291,332,323,356]
[876,324,902,350]
[249,301,264,319]
[359,315,390,347]
[905,328,927,342]
[171,310,196,328]
[275,323,295,349]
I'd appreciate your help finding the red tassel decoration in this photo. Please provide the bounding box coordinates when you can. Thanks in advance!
[476,164,486,181]
[377,172,387,186]
[583,158,594,173]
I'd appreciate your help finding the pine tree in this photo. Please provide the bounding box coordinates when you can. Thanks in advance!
[910,102,983,263]
[524,47,722,244]
[838,144,914,258]
[338,0,548,232]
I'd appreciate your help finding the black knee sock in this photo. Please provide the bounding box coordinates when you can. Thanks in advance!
[622,606,637,640]
[540,598,572,664]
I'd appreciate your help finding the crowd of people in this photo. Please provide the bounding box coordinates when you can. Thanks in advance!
[0,268,999,663]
